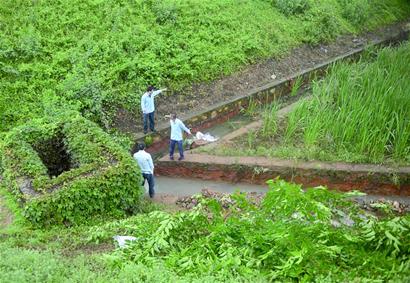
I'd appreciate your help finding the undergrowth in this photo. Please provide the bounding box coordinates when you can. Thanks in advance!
[1,179,409,281]
[90,179,409,281]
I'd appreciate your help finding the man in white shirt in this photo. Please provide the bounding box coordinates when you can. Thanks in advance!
[133,143,155,198]
[140,86,167,134]
[169,113,192,161]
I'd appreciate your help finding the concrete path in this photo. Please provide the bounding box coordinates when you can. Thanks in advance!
[145,176,267,197]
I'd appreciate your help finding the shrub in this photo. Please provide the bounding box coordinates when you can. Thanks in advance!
[0,112,143,226]
[144,135,154,147]
[273,0,310,16]
[152,1,179,25]
[303,4,343,44]
[338,0,370,26]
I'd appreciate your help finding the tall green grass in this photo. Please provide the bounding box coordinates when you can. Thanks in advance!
[261,102,279,138]
[285,43,410,163]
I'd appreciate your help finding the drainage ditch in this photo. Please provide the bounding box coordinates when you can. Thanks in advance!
[153,38,410,195]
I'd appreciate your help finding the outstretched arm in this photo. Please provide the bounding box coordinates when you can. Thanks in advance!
[179,121,191,135]
[152,88,167,98]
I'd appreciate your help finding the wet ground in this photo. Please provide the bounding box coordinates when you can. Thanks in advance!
[152,176,266,197]
[199,114,254,139]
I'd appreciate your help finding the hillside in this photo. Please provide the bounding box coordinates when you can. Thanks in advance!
[1,0,410,133]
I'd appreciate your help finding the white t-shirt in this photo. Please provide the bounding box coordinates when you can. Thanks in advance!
[133,150,154,174]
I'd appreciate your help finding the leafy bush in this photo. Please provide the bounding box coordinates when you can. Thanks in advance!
[273,0,310,16]
[150,0,179,25]
[338,0,371,25]
[144,135,154,147]
[0,112,143,226]
[303,4,343,44]
[361,216,410,258]
[94,179,410,281]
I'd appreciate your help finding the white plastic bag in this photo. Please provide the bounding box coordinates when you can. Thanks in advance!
[113,235,137,248]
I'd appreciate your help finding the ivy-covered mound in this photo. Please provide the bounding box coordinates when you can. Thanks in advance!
[0,113,143,226]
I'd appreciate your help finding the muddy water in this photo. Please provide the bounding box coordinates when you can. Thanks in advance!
[197,114,254,140]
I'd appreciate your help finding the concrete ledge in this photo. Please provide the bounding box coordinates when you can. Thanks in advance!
[156,154,410,195]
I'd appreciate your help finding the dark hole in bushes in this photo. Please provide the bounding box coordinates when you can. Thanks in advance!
[32,132,76,177]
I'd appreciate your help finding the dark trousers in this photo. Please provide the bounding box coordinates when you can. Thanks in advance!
[143,112,155,133]
[142,173,155,198]
[169,140,184,158]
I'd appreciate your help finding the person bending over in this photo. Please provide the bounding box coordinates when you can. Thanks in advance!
[169,113,191,161]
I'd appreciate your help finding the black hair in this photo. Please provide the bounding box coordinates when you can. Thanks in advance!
[138,143,145,151]
[147,85,155,92]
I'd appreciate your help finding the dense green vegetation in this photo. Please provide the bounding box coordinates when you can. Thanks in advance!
[206,42,410,165]
[0,112,143,226]
[1,0,409,132]
[1,179,409,282]
[1,1,410,281]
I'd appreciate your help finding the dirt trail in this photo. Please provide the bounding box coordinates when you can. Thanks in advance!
[113,21,409,134]
[0,195,13,230]
[0,177,13,229]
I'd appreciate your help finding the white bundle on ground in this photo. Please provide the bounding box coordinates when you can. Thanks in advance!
[185,131,218,149]
[195,131,218,142]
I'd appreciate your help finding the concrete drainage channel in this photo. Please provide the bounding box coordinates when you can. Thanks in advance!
[135,21,410,197]
[156,96,410,196]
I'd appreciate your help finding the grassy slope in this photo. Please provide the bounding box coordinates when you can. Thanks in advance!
[1,0,409,132]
